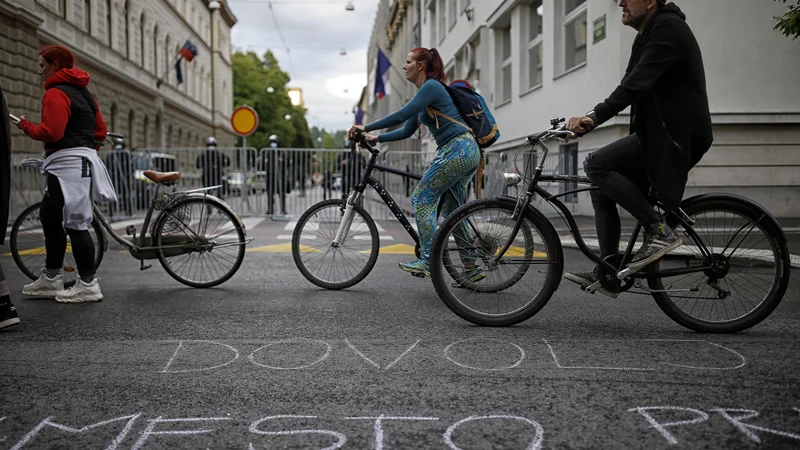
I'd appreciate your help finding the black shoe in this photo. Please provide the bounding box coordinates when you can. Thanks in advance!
[563,267,619,298]
[0,303,20,329]
[628,222,682,270]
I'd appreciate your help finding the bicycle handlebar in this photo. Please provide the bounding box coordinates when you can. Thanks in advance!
[349,129,380,156]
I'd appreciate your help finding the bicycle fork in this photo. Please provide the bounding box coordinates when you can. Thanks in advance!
[332,190,362,246]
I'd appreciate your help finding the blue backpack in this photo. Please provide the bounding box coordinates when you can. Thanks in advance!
[425,79,500,148]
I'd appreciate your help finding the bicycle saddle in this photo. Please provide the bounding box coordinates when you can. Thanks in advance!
[143,170,181,184]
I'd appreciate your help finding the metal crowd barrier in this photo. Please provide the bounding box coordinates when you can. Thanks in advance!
[6,145,572,227]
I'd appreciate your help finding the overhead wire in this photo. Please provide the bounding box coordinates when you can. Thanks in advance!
[267,1,296,79]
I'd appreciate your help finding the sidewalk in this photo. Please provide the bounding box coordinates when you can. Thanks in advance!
[550,215,800,268]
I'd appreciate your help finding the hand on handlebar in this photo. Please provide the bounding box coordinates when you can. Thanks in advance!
[348,124,365,139]
[565,115,595,141]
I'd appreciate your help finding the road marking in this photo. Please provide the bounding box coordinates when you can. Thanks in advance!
[249,243,319,253]
[369,244,416,255]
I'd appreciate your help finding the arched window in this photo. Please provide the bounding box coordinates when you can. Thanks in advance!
[139,13,146,67]
[109,103,117,132]
[59,0,67,19]
[177,128,183,147]
[105,0,112,44]
[127,110,135,148]
[153,24,159,76]
[199,66,205,104]
[84,0,91,33]
[163,35,171,83]
[167,124,173,147]
[143,115,149,148]
[124,0,130,58]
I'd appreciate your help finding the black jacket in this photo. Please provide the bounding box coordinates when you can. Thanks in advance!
[592,3,713,211]
[0,85,10,244]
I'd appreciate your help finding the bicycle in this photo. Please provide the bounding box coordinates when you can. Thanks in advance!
[291,131,499,289]
[429,118,791,333]
[9,132,252,288]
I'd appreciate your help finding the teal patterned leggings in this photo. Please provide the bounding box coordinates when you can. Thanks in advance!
[413,133,481,262]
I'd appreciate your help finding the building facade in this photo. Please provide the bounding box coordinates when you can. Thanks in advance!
[365,0,800,218]
[0,0,237,153]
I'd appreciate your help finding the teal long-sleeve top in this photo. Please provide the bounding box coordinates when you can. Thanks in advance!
[364,79,468,147]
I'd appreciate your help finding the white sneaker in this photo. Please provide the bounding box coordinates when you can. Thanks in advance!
[22,273,65,298]
[55,278,103,303]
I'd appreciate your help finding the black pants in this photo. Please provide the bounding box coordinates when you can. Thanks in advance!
[583,134,662,259]
[40,175,96,277]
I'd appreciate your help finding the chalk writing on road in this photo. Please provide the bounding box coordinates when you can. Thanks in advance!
[159,338,747,373]
[3,408,799,449]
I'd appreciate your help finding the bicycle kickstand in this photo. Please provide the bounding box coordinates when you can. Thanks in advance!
[140,260,152,271]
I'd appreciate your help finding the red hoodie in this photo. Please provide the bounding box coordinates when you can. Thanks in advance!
[19,68,107,151]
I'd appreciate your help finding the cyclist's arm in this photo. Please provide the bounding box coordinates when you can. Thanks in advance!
[591,19,685,125]
[377,118,419,143]
[364,81,436,132]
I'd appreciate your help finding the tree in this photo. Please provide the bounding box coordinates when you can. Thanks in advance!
[774,0,800,40]
[231,50,314,149]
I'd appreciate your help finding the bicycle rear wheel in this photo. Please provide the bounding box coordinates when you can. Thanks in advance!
[292,199,379,290]
[9,202,105,287]
[648,195,791,333]
[154,197,246,288]
[430,198,563,326]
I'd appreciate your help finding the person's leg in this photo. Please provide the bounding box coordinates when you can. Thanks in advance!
[402,136,480,276]
[438,175,488,287]
[22,175,67,297]
[65,228,95,281]
[0,263,20,329]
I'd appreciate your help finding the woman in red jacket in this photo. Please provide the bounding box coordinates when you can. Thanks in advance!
[13,44,108,303]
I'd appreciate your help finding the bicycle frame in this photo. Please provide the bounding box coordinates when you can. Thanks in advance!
[332,142,464,249]
[92,184,227,258]
[496,127,725,283]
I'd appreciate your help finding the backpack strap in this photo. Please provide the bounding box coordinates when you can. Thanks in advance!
[426,107,471,133]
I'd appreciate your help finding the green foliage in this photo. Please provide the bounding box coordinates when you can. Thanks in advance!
[309,126,347,170]
[231,50,314,148]
[775,0,800,40]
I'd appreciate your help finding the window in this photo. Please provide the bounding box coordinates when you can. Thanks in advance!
[429,5,437,45]
[143,115,149,148]
[59,0,67,19]
[164,36,171,83]
[123,0,129,57]
[438,0,446,43]
[561,143,579,202]
[84,0,91,33]
[153,25,159,76]
[139,13,146,67]
[495,26,512,104]
[561,0,587,73]
[449,0,457,28]
[105,0,112,44]
[109,103,117,132]
[127,110,135,148]
[524,1,543,91]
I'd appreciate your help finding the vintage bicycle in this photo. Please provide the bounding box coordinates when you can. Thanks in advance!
[9,132,251,288]
[428,118,791,333]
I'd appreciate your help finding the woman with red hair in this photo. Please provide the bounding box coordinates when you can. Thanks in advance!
[349,48,483,282]
[13,44,116,303]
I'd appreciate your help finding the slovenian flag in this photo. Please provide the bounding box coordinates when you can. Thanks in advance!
[374,48,391,99]
[354,107,365,125]
[180,40,198,62]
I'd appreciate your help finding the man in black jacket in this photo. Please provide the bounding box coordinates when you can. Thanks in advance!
[564,0,713,297]
[0,85,20,328]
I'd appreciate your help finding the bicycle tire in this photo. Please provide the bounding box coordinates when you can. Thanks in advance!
[292,199,379,290]
[430,198,564,326]
[648,194,791,333]
[154,197,246,288]
[10,201,106,284]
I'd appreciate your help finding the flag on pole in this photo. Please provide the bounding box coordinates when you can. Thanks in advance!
[354,107,364,125]
[374,48,391,99]
[180,40,198,62]
[175,59,184,84]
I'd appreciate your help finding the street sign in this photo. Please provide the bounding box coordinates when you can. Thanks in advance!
[231,105,259,137]
[593,14,606,44]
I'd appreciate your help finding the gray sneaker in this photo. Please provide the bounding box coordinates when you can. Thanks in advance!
[55,278,103,303]
[563,267,619,298]
[628,222,682,271]
[22,272,64,298]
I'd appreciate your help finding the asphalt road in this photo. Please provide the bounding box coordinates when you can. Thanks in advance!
[1,217,799,449]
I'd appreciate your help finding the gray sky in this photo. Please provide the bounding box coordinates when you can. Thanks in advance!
[228,0,380,132]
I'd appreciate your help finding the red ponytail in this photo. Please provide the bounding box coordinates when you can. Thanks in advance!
[39,44,75,69]
[410,47,447,83]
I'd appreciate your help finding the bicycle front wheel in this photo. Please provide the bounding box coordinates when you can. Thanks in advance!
[154,197,246,288]
[292,199,379,290]
[430,198,563,326]
[648,195,791,333]
[10,201,105,286]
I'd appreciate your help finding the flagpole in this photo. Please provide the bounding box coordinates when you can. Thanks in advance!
[157,54,184,88]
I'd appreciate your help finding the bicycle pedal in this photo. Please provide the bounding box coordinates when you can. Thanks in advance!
[126,225,136,236]
[411,272,426,278]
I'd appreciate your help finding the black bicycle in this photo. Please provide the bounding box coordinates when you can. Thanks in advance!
[291,131,500,290]
[429,118,791,333]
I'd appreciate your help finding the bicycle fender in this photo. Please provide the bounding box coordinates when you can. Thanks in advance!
[185,193,247,237]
